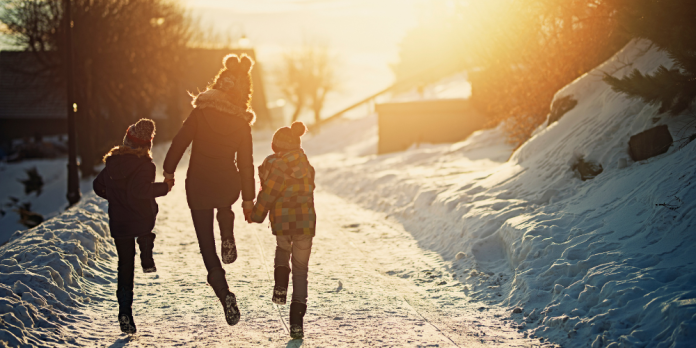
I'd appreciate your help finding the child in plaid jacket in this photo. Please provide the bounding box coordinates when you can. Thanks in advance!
[249,121,315,339]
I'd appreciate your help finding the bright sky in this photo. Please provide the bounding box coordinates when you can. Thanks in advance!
[182,0,421,120]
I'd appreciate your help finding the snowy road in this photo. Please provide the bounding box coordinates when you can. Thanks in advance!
[72,185,533,347]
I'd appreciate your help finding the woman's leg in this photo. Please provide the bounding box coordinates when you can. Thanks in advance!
[191,208,240,325]
[216,207,237,264]
[191,209,222,272]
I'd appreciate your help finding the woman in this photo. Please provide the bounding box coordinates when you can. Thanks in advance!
[162,54,256,326]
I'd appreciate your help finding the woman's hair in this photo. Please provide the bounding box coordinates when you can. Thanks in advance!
[210,54,254,109]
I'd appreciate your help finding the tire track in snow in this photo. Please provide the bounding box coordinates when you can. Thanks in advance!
[343,238,465,348]
[249,225,290,335]
[318,191,539,347]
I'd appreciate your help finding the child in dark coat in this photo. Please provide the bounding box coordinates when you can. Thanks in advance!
[249,121,316,339]
[93,119,173,334]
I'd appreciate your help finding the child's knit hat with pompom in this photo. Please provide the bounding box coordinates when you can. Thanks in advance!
[123,118,156,150]
[272,121,307,150]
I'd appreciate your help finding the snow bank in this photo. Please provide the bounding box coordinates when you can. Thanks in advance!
[0,195,114,347]
[309,39,696,348]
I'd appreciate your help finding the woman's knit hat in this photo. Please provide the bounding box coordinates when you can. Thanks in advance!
[123,118,156,150]
[211,54,254,110]
[273,121,307,151]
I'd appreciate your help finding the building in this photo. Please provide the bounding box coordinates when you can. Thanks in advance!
[0,49,273,154]
[0,51,66,152]
[376,98,486,154]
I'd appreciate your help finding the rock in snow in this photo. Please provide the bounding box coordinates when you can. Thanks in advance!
[628,124,674,161]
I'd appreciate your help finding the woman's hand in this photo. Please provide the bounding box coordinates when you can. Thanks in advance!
[242,201,254,223]
[163,171,175,192]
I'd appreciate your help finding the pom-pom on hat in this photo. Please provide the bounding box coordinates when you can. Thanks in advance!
[123,118,156,150]
[209,53,255,110]
[272,121,307,151]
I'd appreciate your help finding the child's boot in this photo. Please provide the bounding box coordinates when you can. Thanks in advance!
[272,266,290,305]
[217,209,237,264]
[289,302,306,339]
[137,234,156,273]
[207,267,240,326]
[116,286,137,334]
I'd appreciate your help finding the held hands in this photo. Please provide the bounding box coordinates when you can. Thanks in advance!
[164,178,175,192]
[163,171,175,192]
[242,201,254,223]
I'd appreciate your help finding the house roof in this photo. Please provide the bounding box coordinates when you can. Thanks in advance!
[0,51,66,120]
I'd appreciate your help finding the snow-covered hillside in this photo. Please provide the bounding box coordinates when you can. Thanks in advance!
[0,196,114,347]
[309,39,696,348]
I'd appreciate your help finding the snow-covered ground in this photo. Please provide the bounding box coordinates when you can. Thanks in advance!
[0,138,536,347]
[2,38,695,348]
[310,39,696,348]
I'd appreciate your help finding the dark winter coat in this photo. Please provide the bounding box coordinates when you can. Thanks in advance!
[250,149,316,236]
[163,89,256,210]
[93,146,169,239]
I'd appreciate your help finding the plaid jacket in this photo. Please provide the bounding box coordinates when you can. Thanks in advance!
[250,149,316,236]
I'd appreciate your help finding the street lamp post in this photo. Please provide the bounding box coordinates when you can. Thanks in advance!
[64,0,81,206]
[238,34,251,49]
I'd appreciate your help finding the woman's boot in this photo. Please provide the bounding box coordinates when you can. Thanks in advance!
[216,209,237,264]
[272,266,291,305]
[207,267,240,325]
[116,286,137,334]
[289,302,307,339]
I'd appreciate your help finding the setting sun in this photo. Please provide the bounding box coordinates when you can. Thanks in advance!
[1,0,695,346]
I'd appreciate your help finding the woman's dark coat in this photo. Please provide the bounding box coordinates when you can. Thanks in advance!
[163,89,256,210]
[93,146,169,239]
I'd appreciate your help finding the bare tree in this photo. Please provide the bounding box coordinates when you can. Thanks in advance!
[306,45,337,130]
[1,0,197,174]
[395,0,628,145]
[278,50,309,123]
[277,41,338,128]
